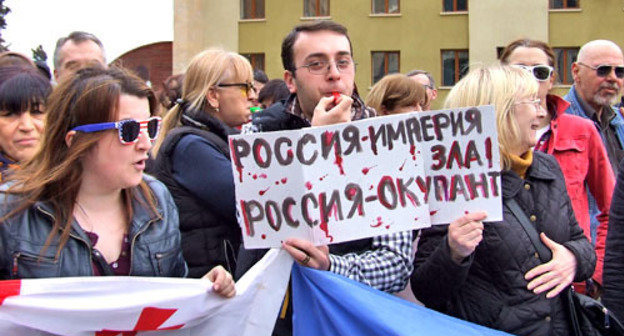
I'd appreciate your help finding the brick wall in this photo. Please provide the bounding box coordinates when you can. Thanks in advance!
[112,41,173,93]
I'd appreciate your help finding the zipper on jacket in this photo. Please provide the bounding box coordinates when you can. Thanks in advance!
[604,307,610,328]
[35,205,95,275]
[128,217,158,274]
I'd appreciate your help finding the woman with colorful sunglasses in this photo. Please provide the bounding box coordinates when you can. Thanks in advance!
[0,67,235,297]
[151,49,257,278]
[500,38,614,297]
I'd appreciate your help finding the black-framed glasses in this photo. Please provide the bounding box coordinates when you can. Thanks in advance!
[295,59,356,75]
[216,82,257,97]
[71,117,161,145]
[577,62,624,79]
[512,64,554,82]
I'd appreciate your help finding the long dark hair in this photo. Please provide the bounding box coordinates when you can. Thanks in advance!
[2,66,160,257]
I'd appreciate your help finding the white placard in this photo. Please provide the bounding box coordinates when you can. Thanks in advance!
[230,106,502,248]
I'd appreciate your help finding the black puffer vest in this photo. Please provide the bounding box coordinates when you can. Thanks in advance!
[152,109,241,277]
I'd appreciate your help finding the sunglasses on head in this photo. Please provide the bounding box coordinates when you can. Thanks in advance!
[512,64,553,81]
[577,62,624,79]
[71,117,161,145]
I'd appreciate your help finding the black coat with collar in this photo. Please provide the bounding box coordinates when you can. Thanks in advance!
[151,110,241,277]
[410,151,596,336]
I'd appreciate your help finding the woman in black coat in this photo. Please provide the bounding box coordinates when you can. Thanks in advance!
[603,158,624,321]
[410,65,596,336]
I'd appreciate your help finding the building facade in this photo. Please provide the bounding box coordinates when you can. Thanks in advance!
[174,0,624,109]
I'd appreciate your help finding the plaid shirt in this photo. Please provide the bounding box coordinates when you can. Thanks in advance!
[283,93,412,293]
[329,230,414,293]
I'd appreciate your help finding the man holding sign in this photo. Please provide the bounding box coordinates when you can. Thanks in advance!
[237,20,413,336]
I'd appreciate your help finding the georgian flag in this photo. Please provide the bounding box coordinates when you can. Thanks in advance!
[0,249,293,336]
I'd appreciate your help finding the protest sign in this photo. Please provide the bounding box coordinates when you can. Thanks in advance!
[230,106,502,248]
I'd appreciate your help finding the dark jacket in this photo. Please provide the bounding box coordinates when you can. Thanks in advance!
[0,176,187,279]
[411,151,596,336]
[152,109,242,277]
[603,158,624,321]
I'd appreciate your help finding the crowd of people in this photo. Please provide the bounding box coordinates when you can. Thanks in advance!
[0,19,623,336]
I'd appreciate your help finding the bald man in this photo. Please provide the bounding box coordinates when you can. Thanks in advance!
[564,40,624,175]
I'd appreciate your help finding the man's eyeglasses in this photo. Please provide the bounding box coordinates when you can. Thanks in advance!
[577,62,624,79]
[71,117,161,145]
[216,82,257,97]
[511,65,553,82]
[422,84,435,90]
[295,59,355,75]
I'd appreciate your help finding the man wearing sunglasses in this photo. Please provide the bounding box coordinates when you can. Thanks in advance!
[565,39,624,176]
[238,20,412,336]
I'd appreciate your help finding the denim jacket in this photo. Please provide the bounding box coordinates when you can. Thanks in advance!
[0,175,188,279]
[564,85,624,148]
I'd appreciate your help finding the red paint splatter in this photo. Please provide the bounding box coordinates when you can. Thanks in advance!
[361,136,369,141]
[399,159,407,171]
[259,187,271,196]
[275,181,279,185]
[281,177,288,184]
[259,173,268,179]
[252,174,258,180]
[371,216,383,228]
[247,172,252,176]
[240,200,251,236]
[319,221,334,242]
[319,174,329,181]
[429,210,438,216]
[464,210,469,215]
[305,181,313,190]
[229,140,244,183]
[261,234,266,239]
[485,137,493,168]
[369,185,374,190]
[410,145,417,160]
[323,131,345,175]
[348,188,358,197]
[385,225,390,229]
[414,217,418,221]
[406,192,418,207]
[287,149,294,157]
[362,165,377,175]
[331,204,339,221]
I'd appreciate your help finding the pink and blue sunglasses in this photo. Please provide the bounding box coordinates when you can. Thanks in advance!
[71,117,161,145]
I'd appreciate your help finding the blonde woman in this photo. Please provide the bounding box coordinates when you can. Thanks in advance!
[151,49,257,278]
[410,65,595,336]
[365,73,428,115]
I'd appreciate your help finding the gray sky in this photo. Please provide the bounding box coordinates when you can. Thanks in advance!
[3,0,173,69]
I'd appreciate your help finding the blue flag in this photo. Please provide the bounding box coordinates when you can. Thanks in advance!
[291,264,512,336]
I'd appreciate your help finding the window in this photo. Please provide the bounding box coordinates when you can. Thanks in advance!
[554,47,579,85]
[241,0,265,19]
[304,0,329,17]
[441,50,468,86]
[372,0,400,14]
[242,53,265,71]
[550,0,579,9]
[372,51,399,84]
[443,0,467,12]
